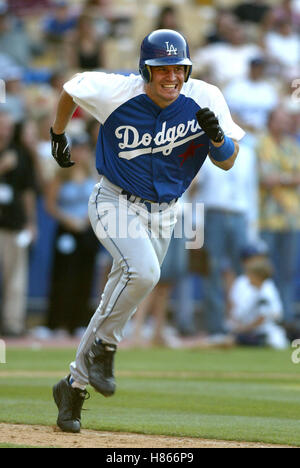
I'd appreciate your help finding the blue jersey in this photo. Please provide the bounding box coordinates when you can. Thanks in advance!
[64,72,244,203]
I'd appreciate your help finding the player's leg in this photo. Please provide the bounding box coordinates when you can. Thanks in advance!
[52,375,89,433]
[69,181,166,393]
[53,227,161,432]
[53,180,176,431]
[53,229,150,432]
[70,221,161,391]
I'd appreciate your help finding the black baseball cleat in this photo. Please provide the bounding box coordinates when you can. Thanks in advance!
[53,375,89,433]
[84,340,117,397]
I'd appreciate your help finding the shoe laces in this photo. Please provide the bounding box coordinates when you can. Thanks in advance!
[73,388,90,406]
[73,389,90,417]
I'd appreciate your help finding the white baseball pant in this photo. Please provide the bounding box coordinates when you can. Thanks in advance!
[70,176,178,386]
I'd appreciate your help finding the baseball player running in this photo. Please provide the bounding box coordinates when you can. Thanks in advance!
[51,29,245,433]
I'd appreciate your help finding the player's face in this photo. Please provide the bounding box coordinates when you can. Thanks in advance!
[145,65,185,108]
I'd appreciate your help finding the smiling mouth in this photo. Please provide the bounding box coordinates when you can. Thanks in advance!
[161,84,177,89]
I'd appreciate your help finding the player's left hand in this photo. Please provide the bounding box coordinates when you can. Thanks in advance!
[196,108,224,143]
[50,127,75,168]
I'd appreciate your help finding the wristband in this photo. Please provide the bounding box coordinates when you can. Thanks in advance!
[209,135,235,162]
[50,127,66,142]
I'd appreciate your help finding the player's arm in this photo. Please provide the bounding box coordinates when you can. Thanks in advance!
[52,90,77,134]
[50,90,78,168]
[196,107,239,171]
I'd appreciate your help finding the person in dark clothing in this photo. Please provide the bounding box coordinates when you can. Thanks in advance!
[64,14,106,71]
[233,1,270,25]
[0,110,37,336]
[45,133,99,335]
[47,224,100,334]
[155,5,180,31]
[204,9,238,45]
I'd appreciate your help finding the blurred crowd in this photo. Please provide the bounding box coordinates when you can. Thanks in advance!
[0,0,299,350]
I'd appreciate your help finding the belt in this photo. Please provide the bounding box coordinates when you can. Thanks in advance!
[121,189,177,212]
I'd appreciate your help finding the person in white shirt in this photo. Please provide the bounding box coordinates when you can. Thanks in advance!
[193,21,263,87]
[264,18,300,77]
[192,140,258,336]
[223,57,279,132]
[228,247,289,349]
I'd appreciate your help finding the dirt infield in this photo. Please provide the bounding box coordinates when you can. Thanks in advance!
[0,423,292,448]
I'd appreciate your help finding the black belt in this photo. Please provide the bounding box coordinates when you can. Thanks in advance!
[121,189,155,204]
[121,189,177,212]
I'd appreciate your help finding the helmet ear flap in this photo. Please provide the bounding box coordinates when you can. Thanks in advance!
[140,65,152,83]
[184,65,192,82]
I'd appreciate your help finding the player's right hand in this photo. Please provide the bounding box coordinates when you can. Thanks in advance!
[50,127,75,168]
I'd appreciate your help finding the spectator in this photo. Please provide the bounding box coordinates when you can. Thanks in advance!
[0,1,20,28]
[83,0,130,41]
[203,9,238,45]
[0,56,27,123]
[0,5,40,67]
[280,75,300,118]
[223,57,279,133]
[82,0,112,38]
[191,141,258,336]
[266,0,300,30]
[0,110,37,336]
[227,246,288,349]
[233,0,271,25]
[83,0,112,21]
[193,20,263,87]
[155,5,180,31]
[34,113,58,183]
[42,0,77,45]
[257,108,300,323]
[13,119,45,193]
[64,14,106,71]
[8,0,51,17]
[263,18,300,78]
[43,133,99,336]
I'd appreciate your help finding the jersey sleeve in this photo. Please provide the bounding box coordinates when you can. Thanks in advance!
[185,79,245,141]
[207,84,246,141]
[63,72,140,124]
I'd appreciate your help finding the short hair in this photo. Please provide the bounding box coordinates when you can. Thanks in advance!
[245,257,274,281]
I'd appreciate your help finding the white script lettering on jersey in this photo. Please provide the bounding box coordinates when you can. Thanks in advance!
[116,119,204,160]
[165,42,178,56]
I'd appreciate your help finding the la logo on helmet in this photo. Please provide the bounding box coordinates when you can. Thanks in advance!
[165,42,178,55]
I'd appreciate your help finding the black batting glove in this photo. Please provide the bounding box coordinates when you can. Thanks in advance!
[196,108,225,143]
[50,127,75,168]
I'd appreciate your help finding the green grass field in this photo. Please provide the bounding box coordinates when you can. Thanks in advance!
[0,346,300,446]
